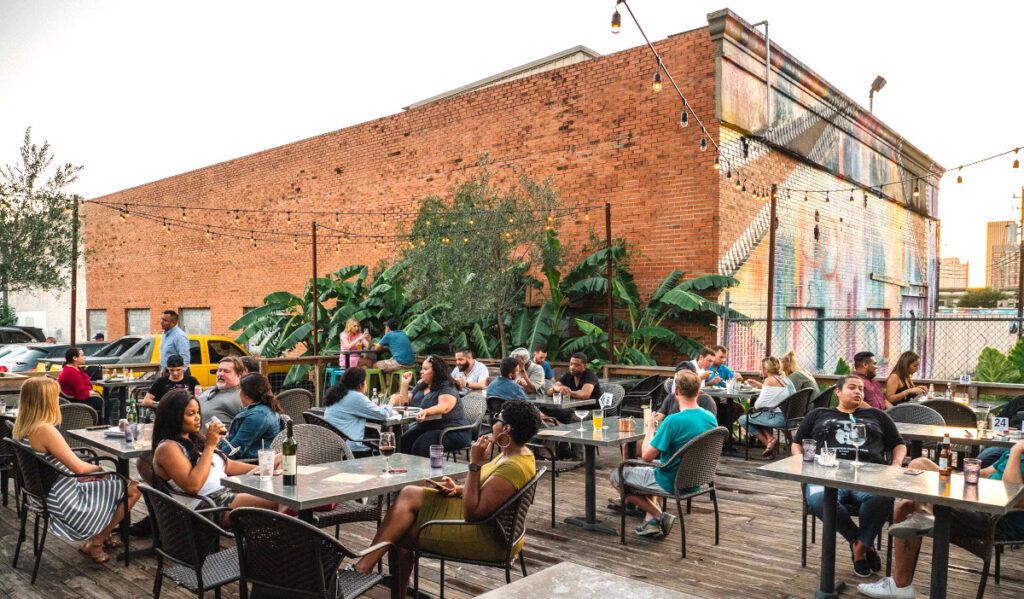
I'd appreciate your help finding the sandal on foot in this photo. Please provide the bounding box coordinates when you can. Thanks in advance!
[80,541,110,564]
[761,438,778,458]
[103,536,123,549]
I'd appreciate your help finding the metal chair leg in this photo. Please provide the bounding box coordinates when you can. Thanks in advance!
[440,559,446,599]
[711,488,720,545]
[676,498,686,558]
[519,552,528,578]
[30,515,48,584]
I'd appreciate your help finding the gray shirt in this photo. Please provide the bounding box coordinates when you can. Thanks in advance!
[198,384,242,432]
[521,362,546,393]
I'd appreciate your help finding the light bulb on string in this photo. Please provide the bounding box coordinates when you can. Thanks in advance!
[234,211,240,224]
[741,181,746,192]
[652,71,662,92]
[64,202,72,215]
[825,192,830,203]
[700,137,708,152]
[335,239,340,253]
[611,7,621,33]
[1014,148,1020,169]
[863,193,868,208]
[425,219,431,226]
[293,237,298,253]
[735,179,742,191]
[335,213,339,226]
[679,110,688,128]
[849,193,854,203]
[118,209,126,222]
[286,212,292,225]
[123,204,129,220]
[956,167,962,184]
[382,213,387,227]
[804,192,809,202]
[585,210,590,222]
[464,236,469,242]
[713,155,720,171]
[913,185,920,198]
[181,207,187,221]
[726,167,732,179]
[468,218,474,225]
[206,227,213,242]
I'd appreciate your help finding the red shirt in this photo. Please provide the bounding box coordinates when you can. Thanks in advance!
[852,372,886,410]
[58,365,93,400]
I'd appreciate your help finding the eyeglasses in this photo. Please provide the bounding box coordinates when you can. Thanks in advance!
[493,417,505,425]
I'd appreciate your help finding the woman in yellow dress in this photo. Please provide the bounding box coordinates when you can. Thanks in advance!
[353,399,541,595]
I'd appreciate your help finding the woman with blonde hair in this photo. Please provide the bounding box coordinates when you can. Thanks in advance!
[737,356,796,457]
[886,351,927,406]
[780,350,818,394]
[339,318,371,369]
[13,377,141,563]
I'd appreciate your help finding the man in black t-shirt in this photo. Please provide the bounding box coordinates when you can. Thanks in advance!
[544,352,601,424]
[792,375,907,578]
[142,354,201,408]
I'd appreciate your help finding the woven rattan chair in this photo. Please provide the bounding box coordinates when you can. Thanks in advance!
[885,403,945,425]
[58,403,103,462]
[600,383,626,417]
[413,468,546,596]
[5,438,130,583]
[620,375,665,417]
[140,484,238,598]
[230,507,389,599]
[276,388,314,424]
[744,388,814,460]
[0,420,18,509]
[440,391,486,462]
[269,424,382,536]
[302,410,379,458]
[616,427,727,557]
[810,385,836,409]
[920,399,976,427]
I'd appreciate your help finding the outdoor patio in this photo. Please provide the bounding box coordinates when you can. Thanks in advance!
[0,450,1018,599]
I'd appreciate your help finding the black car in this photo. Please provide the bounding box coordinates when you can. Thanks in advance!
[0,326,45,345]
[5,342,108,373]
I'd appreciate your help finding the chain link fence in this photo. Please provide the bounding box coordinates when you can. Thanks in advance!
[721,315,1023,380]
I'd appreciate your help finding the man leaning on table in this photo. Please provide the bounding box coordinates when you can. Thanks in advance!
[857,439,1024,599]
[792,374,907,579]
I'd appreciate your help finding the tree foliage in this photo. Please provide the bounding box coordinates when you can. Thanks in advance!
[957,287,1007,308]
[0,128,82,305]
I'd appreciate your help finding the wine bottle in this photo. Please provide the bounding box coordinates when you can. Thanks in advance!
[282,420,297,486]
[938,433,951,477]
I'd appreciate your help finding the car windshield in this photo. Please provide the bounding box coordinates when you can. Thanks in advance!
[93,338,139,357]
[12,349,47,365]
[0,347,29,364]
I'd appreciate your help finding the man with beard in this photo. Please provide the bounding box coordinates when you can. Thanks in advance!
[852,351,889,410]
[450,348,489,397]
[197,356,244,433]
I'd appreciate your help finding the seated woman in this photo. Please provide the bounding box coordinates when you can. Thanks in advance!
[323,366,393,456]
[885,350,928,407]
[737,356,795,457]
[220,373,282,459]
[152,389,278,522]
[353,399,541,596]
[780,350,818,394]
[14,377,141,563]
[392,355,471,456]
[485,357,528,401]
[57,346,107,421]
[339,318,372,369]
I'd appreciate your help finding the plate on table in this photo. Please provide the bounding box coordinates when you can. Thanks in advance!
[405,407,422,415]
[103,427,125,438]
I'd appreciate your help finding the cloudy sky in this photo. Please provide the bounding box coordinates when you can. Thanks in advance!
[2,0,1022,285]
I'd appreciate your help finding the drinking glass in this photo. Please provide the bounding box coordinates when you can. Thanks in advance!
[0,399,6,413]
[208,416,239,456]
[574,409,589,432]
[849,423,867,466]
[131,423,144,449]
[379,432,397,477]
[429,444,444,469]
[641,404,651,426]
[592,408,605,430]
[963,458,982,485]
[258,449,276,480]
[554,390,563,404]
[975,405,990,432]
[801,439,817,462]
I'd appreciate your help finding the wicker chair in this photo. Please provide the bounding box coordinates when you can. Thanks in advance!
[276,388,314,424]
[600,383,626,417]
[920,399,976,427]
[616,427,727,557]
[5,438,130,583]
[302,410,379,458]
[886,403,945,425]
[619,375,665,417]
[58,403,103,463]
[230,507,389,599]
[413,468,547,596]
[439,391,486,462]
[139,484,239,598]
[744,388,814,460]
[810,385,837,409]
[269,424,382,536]
[0,420,17,509]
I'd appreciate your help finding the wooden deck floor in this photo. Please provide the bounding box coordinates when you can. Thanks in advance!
[0,451,1019,599]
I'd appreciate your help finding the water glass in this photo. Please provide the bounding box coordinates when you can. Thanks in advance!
[641,404,651,426]
[963,458,982,485]
[429,444,444,469]
[0,398,6,413]
[258,449,276,480]
[820,447,837,466]
[130,423,144,448]
[975,406,990,431]
[801,439,817,462]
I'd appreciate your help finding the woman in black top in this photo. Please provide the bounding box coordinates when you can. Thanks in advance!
[885,351,927,406]
[393,355,470,456]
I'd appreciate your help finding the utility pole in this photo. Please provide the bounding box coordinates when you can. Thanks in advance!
[70,196,79,346]
[764,184,778,356]
[1017,187,1024,340]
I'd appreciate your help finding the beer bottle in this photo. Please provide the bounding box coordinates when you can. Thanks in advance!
[938,433,951,477]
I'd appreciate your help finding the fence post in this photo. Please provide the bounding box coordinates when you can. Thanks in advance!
[722,292,731,349]
[909,310,917,352]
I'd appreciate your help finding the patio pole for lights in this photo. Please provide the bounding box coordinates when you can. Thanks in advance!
[70,196,79,346]
[1018,186,1024,340]
[606,203,614,364]
[764,185,778,356]
[312,221,320,403]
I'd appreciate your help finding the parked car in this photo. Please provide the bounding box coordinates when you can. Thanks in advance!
[3,342,108,373]
[0,326,42,345]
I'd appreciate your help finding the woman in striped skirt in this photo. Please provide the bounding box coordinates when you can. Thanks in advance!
[13,378,141,563]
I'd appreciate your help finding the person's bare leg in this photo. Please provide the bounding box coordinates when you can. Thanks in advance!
[226,493,280,527]
[625,493,661,520]
[88,482,141,547]
[889,498,923,588]
[355,486,424,573]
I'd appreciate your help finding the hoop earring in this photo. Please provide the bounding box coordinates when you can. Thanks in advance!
[496,431,512,449]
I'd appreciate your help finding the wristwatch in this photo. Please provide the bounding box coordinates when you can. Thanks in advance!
[468,463,482,472]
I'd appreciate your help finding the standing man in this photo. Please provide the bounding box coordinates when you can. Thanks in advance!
[852,351,889,410]
[451,348,489,396]
[159,310,190,375]
[533,346,555,382]
[373,319,415,373]
[197,357,244,434]
[707,345,742,387]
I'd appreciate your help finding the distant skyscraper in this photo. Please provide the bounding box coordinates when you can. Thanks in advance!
[939,258,969,290]
[986,221,1019,290]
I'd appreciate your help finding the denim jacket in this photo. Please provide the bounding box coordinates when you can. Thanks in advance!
[222,403,281,459]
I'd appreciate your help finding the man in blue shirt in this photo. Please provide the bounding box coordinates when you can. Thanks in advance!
[373,319,414,372]
[706,344,742,387]
[610,369,717,538]
[533,346,554,381]
[486,357,528,400]
[159,310,191,374]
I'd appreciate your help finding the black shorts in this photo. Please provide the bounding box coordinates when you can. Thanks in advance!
[949,509,996,539]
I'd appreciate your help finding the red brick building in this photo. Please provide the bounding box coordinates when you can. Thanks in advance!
[83,9,940,371]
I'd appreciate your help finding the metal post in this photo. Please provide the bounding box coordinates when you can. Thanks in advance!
[1017,186,1023,341]
[765,185,778,357]
[70,196,79,346]
[722,291,731,349]
[311,222,320,404]
[605,203,615,364]
[909,310,917,352]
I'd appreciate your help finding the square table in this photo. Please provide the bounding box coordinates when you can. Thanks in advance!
[896,422,1020,458]
[474,561,701,599]
[531,397,595,410]
[307,406,439,430]
[95,378,153,424]
[221,453,469,523]
[703,387,758,451]
[535,417,644,535]
[757,455,1024,599]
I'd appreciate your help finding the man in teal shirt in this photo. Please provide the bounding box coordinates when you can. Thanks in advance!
[372,319,414,373]
[610,369,717,538]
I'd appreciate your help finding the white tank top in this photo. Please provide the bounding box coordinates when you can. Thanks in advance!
[159,440,227,497]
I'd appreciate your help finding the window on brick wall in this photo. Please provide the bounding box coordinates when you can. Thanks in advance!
[87,309,107,340]
[126,309,150,335]
[179,308,211,335]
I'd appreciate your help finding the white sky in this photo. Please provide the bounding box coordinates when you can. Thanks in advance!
[2,0,1022,287]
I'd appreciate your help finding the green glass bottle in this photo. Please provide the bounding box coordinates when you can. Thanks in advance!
[282,419,297,486]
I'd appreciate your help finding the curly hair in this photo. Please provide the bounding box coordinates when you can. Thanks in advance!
[497,399,542,445]
[418,355,457,393]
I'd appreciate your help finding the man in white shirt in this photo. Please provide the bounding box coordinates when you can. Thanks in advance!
[451,348,489,396]
[670,347,717,394]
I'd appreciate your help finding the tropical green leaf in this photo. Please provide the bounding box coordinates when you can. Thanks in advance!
[675,274,739,292]
[278,322,315,351]
[1006,339,1024,379]
[526,301,556,351]
[565,276,607,299]
[975,347,1023,384]
[621,347,657,366]
[283,364,312,386]
[650,270,686,303]
[470,324,493,359]
[263,291,301,305]
[229,303,283,331]
[509,309,533,348]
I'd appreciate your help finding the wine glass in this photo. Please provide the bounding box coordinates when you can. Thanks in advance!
[849,423,867,467]
[208,416,239,456]
[574,409,589,432]
[379,432,397,477]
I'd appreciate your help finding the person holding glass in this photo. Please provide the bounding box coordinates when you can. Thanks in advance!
[339,318,371,369]
[791,375,907,579]
[392,355,470,456]
[323,366,393,457]
[885,351,928,406]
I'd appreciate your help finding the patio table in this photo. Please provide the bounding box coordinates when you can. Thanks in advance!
[757,455,1024,599]
[535,417,644,535]
[474,561,701,599]
[220,453,468,523]
[307,405,439,430]
[895,423,1021,458]
[703,387,758,451]
[531,396,596,410]
[94,377,153,424]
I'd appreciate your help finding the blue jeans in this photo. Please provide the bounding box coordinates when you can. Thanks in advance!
[805,485,893,548]
[738,409,785,436]
[400,424,472,457]
[978,446,1009,469]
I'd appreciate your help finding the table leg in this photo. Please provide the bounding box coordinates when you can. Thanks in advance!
[814,486,845,599]
[298,509,314,524]
[929,505,951,599]
[911,440,923,459]
[720,397,739,455]
[102,388,114,425]
[564,445,617,535]
[115,458,132,565]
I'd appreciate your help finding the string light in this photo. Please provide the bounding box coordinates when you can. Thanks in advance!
[181,207,188,221]
[293,237,298,253]
[335,212,339,226]
[286,211,292,225]
[206,227,213,242]
[699,137,708,152]
[425,219,431,226]
[508,217,514,224]
[652,71,662,92]
[735,179,742,191]
[234,210,240,224]
[118,209,126,222]
[250,231,256,248]
[913,185,920,198]
[957,167,962,184]
[741,181,746,192]
[382,213,388,227]
[584,210,589,222]
[468,218,474,225]
[726,167,732,179]
[335,239,340,253]
[1014,148,1020,169]
[164,219,171,234]
[464,236,469,242]
[849,193,854,203]
[679,110,688,128]
[825,192,830,203]
[713,155,720,170]
[64,202,72,214]
[611,6,621,33]
[803,192,809,202]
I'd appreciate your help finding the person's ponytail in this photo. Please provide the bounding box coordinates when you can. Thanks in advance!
[325,367,367,407]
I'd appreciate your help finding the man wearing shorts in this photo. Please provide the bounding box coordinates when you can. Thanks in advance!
[610,369,717,538]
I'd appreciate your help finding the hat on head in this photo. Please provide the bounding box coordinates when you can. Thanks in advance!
[167,354,185,368]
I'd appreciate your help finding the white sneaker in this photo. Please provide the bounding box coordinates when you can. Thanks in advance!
[857,577,915,599]
[889,512,934,539]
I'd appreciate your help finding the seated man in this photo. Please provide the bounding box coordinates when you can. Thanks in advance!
[451,347,489,397]
[858,439,1024,598]
[373,319,415,373]
[533,346,555,382]
[545,352,602,424]
[485,357,528,401]
[610,369,718,537]
[197,356,244,434]
[706,344,743,387]
[793,375,907,578]
[511,347,545,395]
[141,354,201,409]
